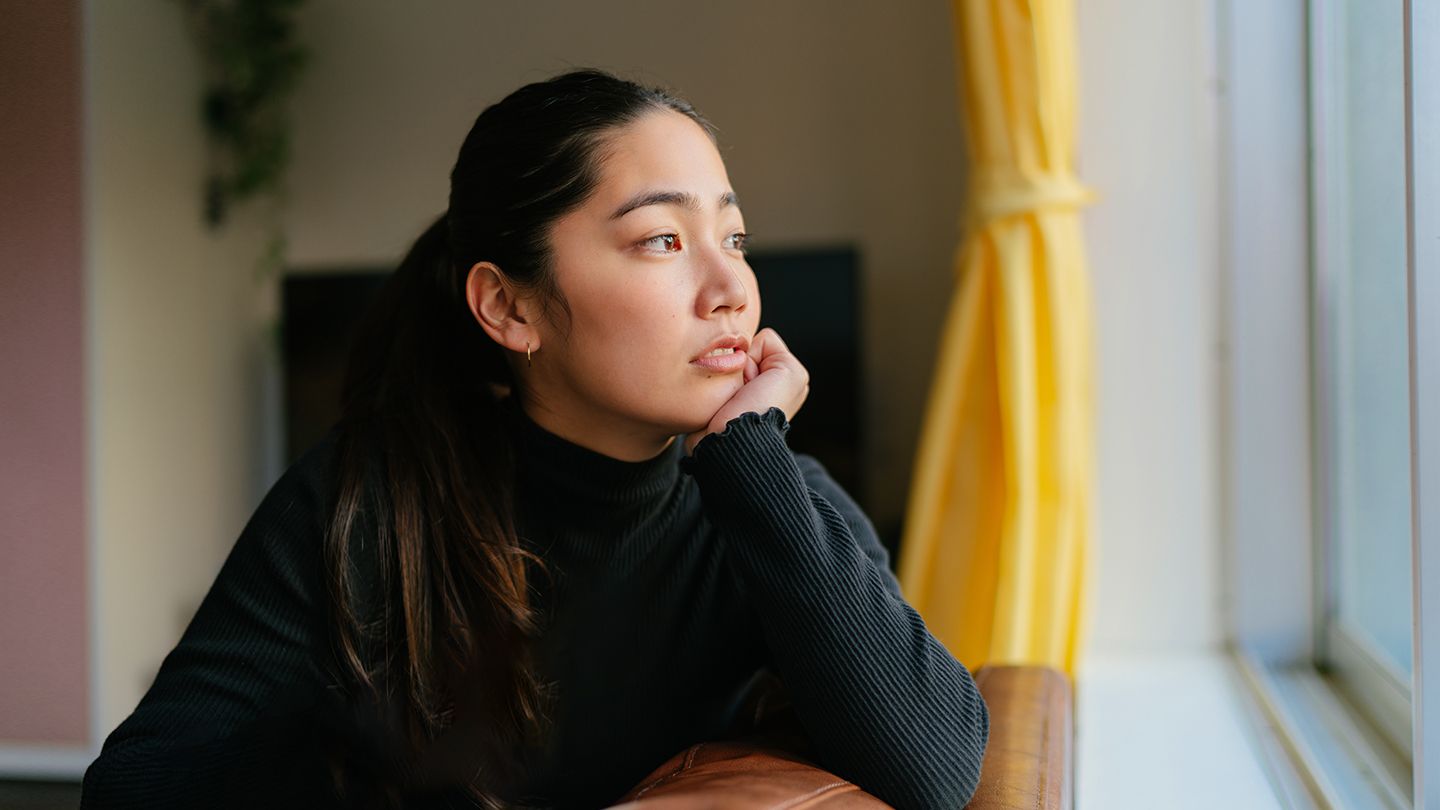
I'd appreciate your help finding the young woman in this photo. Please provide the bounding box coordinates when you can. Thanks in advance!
[80,69,989,810]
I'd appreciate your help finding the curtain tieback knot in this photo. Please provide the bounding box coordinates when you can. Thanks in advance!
[966,166,1095,223]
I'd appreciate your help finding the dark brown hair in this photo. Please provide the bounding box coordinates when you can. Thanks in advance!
[320,69,715,807]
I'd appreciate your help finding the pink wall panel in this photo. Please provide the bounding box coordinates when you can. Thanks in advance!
[0,0,90,744]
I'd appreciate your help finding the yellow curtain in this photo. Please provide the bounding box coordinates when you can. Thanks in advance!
[897,0,1094,678]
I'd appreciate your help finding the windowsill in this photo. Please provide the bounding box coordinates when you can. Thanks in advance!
[1075,650,1295,809]
[1234,650,1412,809]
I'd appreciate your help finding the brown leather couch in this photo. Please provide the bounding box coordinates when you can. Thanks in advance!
[610,665,1073,810]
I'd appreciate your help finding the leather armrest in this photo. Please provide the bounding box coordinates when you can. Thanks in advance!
[967,665,1074,810]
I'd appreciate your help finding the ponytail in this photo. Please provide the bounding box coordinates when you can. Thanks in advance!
[322,212,552,807]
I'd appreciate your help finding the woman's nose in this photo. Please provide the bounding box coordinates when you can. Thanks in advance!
[696,246,749,316]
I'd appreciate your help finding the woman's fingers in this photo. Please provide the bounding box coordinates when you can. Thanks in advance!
[746,327,810,422]
[751,328,801,376]
[747,328,770,365]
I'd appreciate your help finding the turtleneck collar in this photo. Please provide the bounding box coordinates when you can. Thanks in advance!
[502,397,685,516]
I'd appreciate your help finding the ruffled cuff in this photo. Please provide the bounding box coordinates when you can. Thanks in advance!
[679,407,791,477]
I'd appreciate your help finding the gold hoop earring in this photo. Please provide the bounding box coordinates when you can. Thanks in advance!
[526,341,533,367]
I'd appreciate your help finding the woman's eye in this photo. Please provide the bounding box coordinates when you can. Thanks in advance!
[725,231,750,253]
[642,233,682,252]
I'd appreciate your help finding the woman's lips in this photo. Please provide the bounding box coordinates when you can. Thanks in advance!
[690,349,747,373]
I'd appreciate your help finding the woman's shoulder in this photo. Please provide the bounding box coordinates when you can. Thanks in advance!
[245,426,345,543]
[206,425,353,599]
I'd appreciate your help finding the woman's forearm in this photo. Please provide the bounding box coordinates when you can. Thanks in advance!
[684,408,990,810]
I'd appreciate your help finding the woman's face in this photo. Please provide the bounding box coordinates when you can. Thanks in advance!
[523,110,761,455]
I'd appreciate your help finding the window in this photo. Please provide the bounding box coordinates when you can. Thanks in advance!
[1221,1,1439,807]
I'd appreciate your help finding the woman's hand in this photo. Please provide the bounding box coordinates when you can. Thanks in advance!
[685,327,810,456]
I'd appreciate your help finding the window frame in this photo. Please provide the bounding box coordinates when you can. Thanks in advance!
[1308,0,1415,763]
[1405,0,1440,806]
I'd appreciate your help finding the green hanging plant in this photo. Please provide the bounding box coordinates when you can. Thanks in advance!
[178,0,309,229]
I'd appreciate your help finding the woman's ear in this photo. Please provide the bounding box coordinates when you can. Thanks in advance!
[465,261,539,353]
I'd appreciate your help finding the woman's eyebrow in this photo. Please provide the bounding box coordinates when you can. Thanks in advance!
[609,190,739,220]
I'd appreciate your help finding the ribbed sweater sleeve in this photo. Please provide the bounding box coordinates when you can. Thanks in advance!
[682,408,990,810]
[80,441,340,810]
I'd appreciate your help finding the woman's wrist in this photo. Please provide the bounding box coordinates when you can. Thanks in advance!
[683,412,747,457]
[683,407,789,458]
[683,417,729,457]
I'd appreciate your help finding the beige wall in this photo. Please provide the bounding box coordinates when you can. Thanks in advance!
[88,1,276,736]
[1077,0,1224,652]
[284,0,968,532]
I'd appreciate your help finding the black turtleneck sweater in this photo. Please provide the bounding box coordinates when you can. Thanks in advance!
[80,405,989,809]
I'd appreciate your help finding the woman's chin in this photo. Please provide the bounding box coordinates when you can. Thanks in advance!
[692,380,745,416]
[639,375,743,436]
